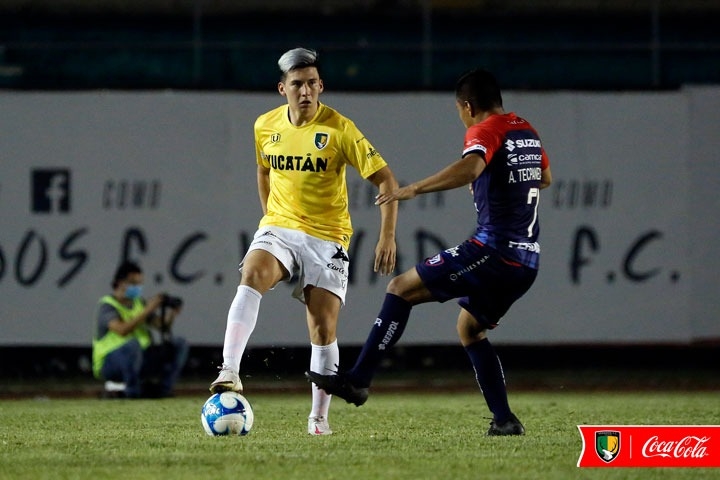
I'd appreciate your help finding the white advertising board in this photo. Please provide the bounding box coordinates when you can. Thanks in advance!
[0,89,716,346]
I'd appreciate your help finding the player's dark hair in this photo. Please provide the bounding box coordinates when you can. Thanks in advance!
[112,261,142,288]
[455,68,503,112]
[278,47,320,80]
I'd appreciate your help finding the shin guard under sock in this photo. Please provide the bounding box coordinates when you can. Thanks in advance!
[349,293,412,387]
[465,338,512,423]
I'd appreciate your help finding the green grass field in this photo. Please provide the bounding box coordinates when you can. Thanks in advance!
[1,390,718,480]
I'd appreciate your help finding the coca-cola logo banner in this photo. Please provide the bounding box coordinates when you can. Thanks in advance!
[578,425,720,467]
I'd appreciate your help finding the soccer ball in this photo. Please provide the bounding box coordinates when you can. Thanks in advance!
[201,392,254,436]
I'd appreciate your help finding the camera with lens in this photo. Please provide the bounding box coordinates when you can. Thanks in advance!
[161,294,184,309]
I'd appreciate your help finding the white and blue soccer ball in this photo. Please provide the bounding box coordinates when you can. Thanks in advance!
[201,392,254,436]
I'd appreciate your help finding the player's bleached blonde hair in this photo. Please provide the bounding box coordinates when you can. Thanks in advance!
[278,47,319,79]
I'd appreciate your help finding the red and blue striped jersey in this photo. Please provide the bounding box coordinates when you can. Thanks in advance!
[462,112,550,269]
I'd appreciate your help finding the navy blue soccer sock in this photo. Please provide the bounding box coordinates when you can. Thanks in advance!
[465,338,512,424]
[348,293,412,387]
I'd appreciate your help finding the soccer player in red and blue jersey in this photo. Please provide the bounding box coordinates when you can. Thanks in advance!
[307,68,552,435]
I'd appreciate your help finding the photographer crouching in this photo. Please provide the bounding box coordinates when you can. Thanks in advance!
[92,261,189,398]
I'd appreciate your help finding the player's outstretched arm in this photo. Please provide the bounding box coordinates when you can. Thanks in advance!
[375,153,486,205]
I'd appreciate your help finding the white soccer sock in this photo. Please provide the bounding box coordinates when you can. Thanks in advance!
[309,339,339,419]
[222,285,261,372]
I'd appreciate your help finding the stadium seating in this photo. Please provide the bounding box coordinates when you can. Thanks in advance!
[1,3,719,90]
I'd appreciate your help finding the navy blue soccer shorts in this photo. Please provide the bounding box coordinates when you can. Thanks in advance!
[414,239,538,330]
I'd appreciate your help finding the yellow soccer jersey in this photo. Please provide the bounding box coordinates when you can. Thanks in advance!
[254,103,387,249]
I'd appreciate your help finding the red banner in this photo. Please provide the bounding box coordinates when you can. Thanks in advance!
[577,425,720,468]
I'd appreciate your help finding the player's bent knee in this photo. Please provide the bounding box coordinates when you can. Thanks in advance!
[240,266,281,292]
[386,275,412,297]
[457,313,488,345]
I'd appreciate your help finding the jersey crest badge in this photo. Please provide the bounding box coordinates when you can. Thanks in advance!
[271,133,281,143]
[314,132,329,150]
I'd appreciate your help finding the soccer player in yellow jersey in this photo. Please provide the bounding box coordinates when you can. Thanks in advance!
[210,47,399,435]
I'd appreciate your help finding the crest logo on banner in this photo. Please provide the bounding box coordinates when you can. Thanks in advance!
[595,431,620,463]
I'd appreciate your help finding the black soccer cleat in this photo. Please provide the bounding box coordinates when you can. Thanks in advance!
[486,413,525,436]
[305,370,369,407]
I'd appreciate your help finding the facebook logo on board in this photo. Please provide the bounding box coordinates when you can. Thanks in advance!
[32,169,71,213]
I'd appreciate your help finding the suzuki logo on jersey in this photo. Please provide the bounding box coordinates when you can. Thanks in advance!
[506,136,543,167]
[314,132,329,150]
[505,138,541,152]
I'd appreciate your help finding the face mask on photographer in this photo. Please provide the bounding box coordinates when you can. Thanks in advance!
[125,284,143,300]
